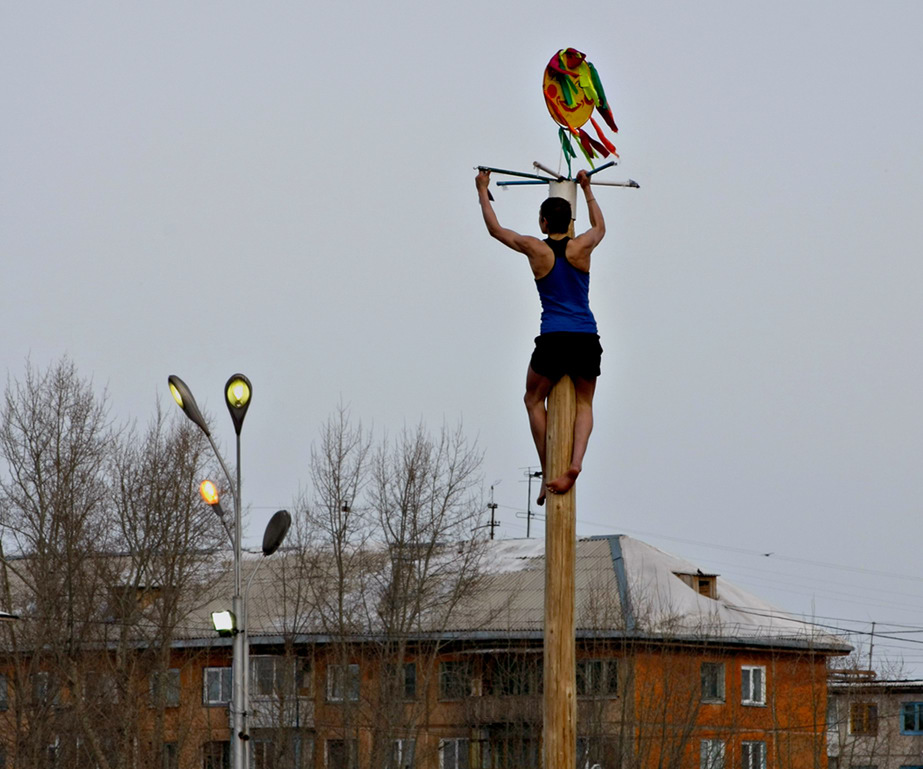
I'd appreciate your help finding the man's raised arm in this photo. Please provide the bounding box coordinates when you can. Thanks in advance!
[476,170,541,254]
[571,169,606,251]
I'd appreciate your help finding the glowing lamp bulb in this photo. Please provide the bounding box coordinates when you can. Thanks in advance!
[199,480,220,506]
[169,383,184,408]
[226,378,250,409]
[211,610,236,636]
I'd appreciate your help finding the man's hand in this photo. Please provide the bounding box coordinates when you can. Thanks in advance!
[475,169,491,190]
[570,168,604,253]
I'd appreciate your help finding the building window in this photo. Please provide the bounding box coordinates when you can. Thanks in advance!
[490,657,542,697]
[482,732,538,769]
[577,736,618,769]
[300,736,314,769]
[203,667,232,706]
[251,731,312,769]
[162,742,178,769]
[149,669,181,708]
[251,656,300,699]
[0,673,7,711]
[440,739,469,769]
[701,662,725,703]
[740,666,765,706]
[576,659,617,698]
[326,739,357,769]
[390,739,415,769]
[700,739,725,769]
[439,661,471,700]
[741,741,766,769]
[385,662,417,700]
[849,702,879,735]
[31,671,60,706]
[901,702,923,734]
[674,572,718,599]
[85,671,118,704]
[203,741,230,769]
[251,739,274,769]
[326,663,360,703]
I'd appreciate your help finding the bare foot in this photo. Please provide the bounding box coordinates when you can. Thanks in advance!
[536,482,546,507]
[546,466,581,496]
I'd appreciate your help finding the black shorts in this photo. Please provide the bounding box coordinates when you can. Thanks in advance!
[529,332,603,382]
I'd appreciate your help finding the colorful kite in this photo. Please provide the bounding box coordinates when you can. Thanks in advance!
[543,48,618,173]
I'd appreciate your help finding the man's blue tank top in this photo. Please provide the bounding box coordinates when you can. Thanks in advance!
[535,237,597,334]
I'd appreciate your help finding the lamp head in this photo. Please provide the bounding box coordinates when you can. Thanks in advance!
[262,509,292,556]
[211,610,237,637]
[199,480,226,518]
[167,375,211,436]
[225,374,252,436]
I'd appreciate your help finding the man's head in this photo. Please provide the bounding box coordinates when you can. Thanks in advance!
[539,197,572,235]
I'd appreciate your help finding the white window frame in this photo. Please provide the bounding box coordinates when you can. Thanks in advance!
[391,738,415,769]
[700,739,725,769]
[741,665,765,706]
[326,663,360,702]
[741,740,766,769]
[440,738,469,769]
[203,666,232,706]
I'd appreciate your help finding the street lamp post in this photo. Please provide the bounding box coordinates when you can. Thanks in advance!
[167,373,258,769]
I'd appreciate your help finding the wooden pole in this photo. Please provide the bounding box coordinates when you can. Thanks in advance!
[543,375,577,769]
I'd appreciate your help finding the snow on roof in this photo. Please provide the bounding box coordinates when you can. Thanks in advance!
[615,535,843,645]
[829,678,923,691]
[201,534,849,653]
[432,535,847,650]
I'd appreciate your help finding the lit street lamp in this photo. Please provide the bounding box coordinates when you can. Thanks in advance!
[168,373,287,769]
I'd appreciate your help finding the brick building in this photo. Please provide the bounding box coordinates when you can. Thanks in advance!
[0,535,850,769]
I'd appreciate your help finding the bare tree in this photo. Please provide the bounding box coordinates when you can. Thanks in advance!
[98,405,226,769]
[0,358,116,767]
[0,359,226,769]
[365,422,484,769]
[257,409,487,769]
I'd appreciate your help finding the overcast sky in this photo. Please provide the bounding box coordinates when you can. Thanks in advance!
[4,2,923,673]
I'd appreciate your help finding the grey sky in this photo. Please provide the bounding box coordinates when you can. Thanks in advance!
[3,2,923,672]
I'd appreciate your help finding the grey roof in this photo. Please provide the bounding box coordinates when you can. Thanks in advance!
[829,678,923,692]
[177,534,851,654]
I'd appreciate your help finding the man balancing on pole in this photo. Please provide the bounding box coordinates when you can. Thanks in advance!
[476,168,605,505]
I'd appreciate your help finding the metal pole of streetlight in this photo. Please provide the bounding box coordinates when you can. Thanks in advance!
[233,430,249,769]
[194,429,246,769]
[168,374,251,769]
